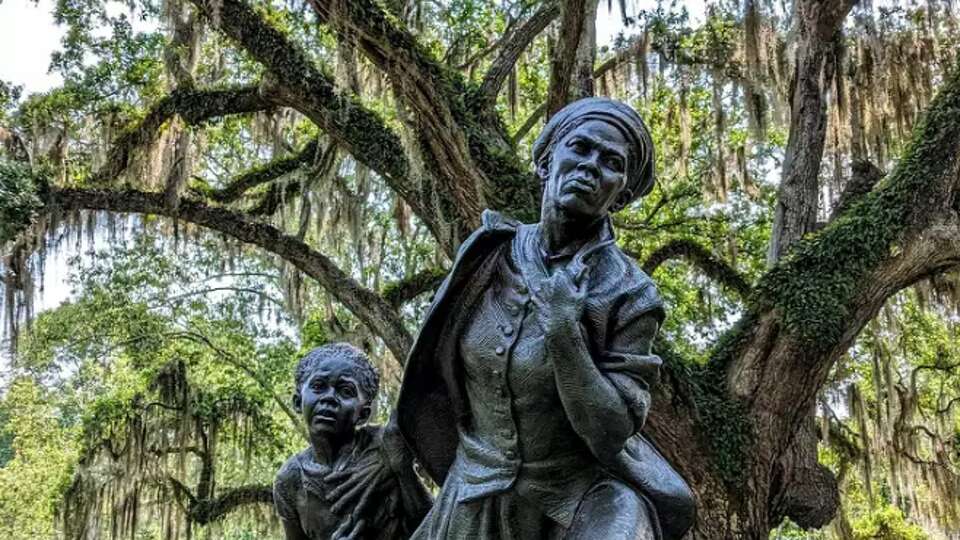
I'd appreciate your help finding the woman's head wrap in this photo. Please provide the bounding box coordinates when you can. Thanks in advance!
[532,97,655,211]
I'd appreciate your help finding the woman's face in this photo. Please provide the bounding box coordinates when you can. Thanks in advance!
[541,119,629,220]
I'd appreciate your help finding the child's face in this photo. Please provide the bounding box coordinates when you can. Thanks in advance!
[298,356,370,439]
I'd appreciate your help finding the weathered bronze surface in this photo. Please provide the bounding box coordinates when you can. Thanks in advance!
[275,98,695,539]
[274,343,430,539]
[398,98,695,539]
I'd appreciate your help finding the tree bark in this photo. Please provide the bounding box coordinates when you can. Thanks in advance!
[546,0,592,118]
[767,0,856,264]
[479,2,561,104]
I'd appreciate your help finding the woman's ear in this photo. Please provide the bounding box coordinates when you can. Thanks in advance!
[535,156,550,182]
[536,164,549,182]
[292,393,302,413]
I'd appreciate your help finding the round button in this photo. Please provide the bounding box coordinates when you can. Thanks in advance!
[505,450,516,460]
[508,306,520,315]
[495,346,505,355]
[517,284,528,295]
[502,325,513,336]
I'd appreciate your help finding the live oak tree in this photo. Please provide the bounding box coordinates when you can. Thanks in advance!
[2,0,960,537]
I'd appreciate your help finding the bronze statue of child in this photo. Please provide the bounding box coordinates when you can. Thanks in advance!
[274,343,431,540]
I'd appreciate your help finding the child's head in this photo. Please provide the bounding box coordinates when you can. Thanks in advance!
[292,343,380,439]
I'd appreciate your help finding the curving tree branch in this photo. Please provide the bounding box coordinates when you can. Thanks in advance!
[187,484,273,524]
[200,139,322,203]
[636,239,752,298]
[306,0,489,229]
[165,465,272,525]
[93,86,270,185]
[44,187,413,363]
[382,267,447,308]
[188,0,427,228]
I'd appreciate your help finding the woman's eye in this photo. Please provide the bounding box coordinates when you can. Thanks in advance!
[606,156,624,172]
[338,385,356,397]
[569,140,587,153]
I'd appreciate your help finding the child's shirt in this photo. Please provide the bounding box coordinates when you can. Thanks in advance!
[274,426,405,540]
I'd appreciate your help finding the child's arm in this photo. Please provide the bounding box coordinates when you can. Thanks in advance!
[274,459,310,540]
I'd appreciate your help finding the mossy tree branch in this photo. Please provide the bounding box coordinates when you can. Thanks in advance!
[382,267,447,308]
[306,0,487,228]
[636,240,752,299]
[199,139,321,204]
[305,0,541,242]
[187,0,436,236]
[165,475,272,525]
[187,484,273,525]
[43,187,413,362]
[92,86,270,185]
[713,51,960,533]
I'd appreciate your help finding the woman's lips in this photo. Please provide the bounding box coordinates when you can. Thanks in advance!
[563,177,596,194]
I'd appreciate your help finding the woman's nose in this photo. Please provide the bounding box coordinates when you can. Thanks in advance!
[576,152,601,174]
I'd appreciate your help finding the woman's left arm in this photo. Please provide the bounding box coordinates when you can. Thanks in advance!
[540,269,658,463]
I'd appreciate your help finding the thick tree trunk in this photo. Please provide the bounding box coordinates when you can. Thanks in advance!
[767,0,855,264]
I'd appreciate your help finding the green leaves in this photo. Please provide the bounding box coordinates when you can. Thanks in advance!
[0,379,79,539]
[852,505,929,540]
[0,161,45,244]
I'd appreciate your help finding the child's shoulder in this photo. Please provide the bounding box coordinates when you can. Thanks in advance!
[356,424,383,446]
[273,448,313,522]
[275,448,312,487]
[347,425,386,466]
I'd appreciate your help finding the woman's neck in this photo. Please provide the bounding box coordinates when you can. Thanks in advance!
[539,203,604,256]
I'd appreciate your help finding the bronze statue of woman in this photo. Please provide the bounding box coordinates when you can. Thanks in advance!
[396,98,696,539]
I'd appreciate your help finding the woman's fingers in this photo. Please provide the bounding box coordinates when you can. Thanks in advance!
[324,469,353,483]
[329,468,383,515]
[325,467,376,503]
[343,519,366,540]
[331,516,354,539]
[325,462,376,483]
